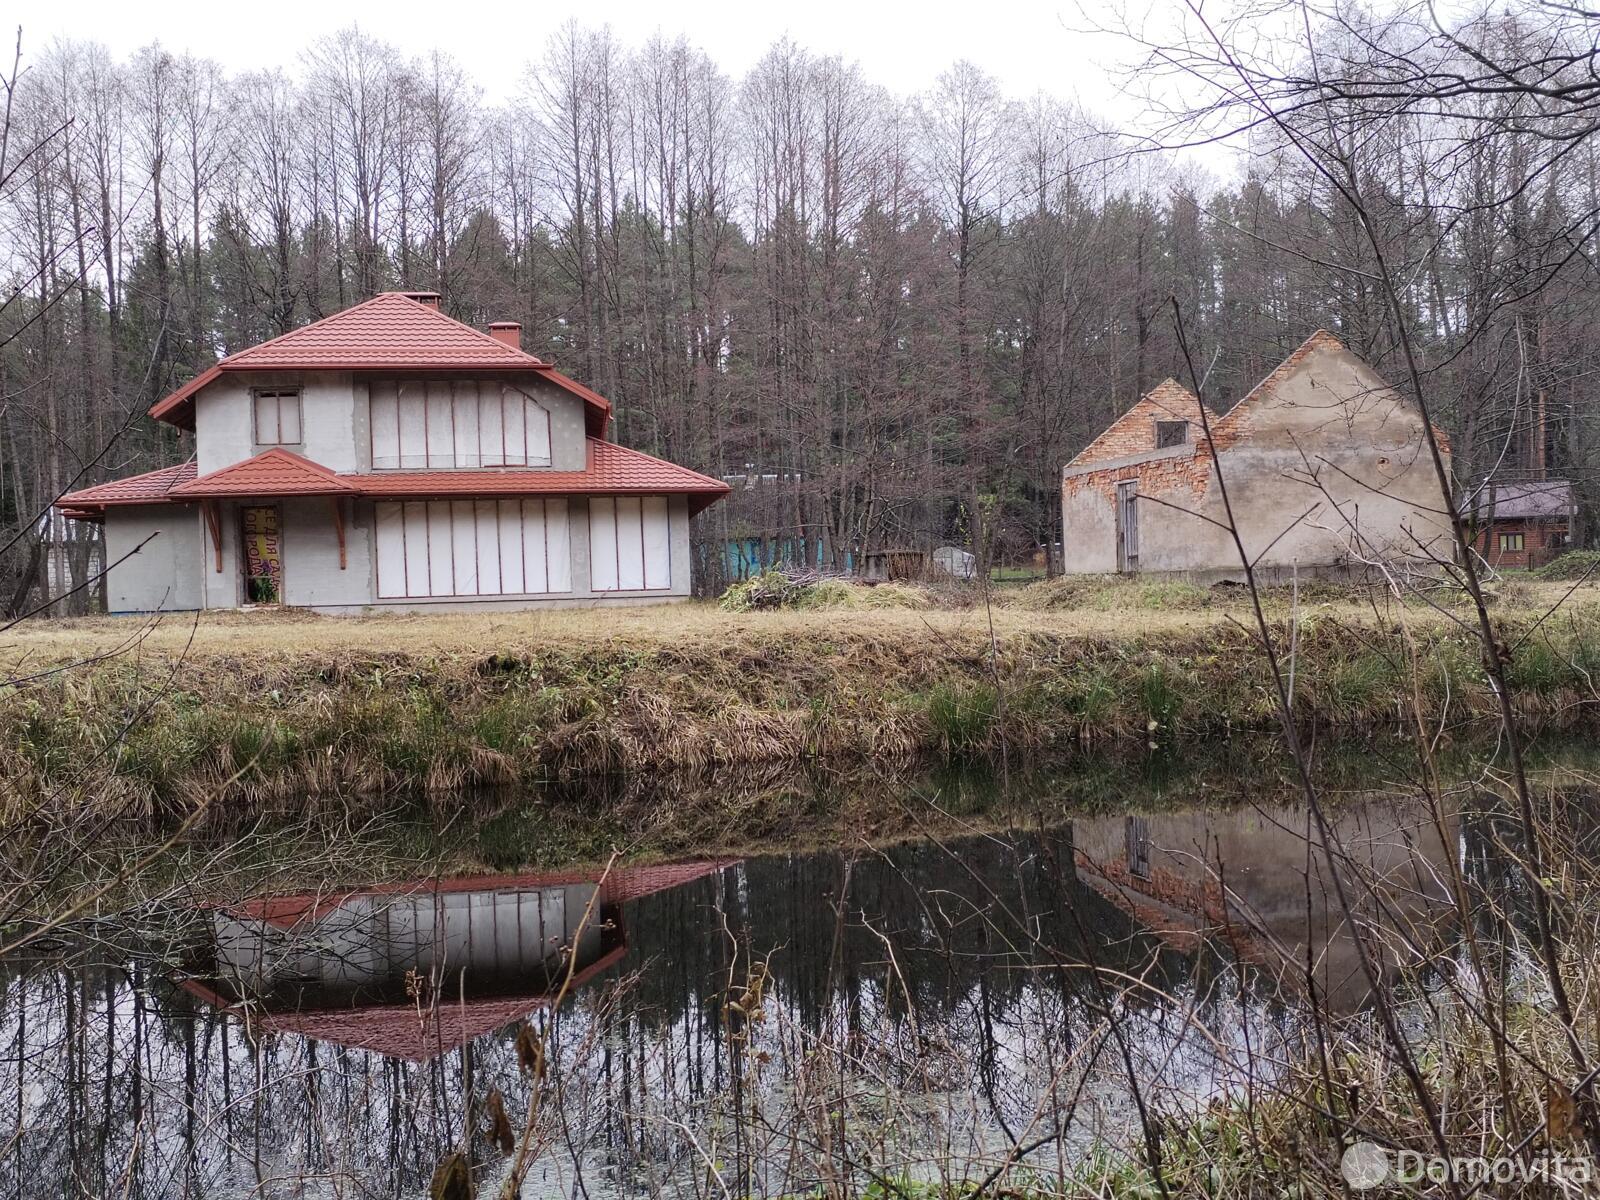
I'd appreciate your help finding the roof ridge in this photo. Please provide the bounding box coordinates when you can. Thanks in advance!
[217,292,395,366]
[1213,330,1347,436]
[249,446,347,481]
[227,292,544,368]
[385,294,547,364]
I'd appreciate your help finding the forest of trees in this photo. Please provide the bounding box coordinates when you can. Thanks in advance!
[2,6,1598,605]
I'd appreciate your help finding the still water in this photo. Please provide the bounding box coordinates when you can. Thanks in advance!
[0,776,1510,1197]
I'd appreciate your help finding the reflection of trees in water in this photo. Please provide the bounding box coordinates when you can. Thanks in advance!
[0,832,1275,1198]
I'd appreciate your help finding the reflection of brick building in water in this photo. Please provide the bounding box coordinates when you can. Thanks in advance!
[181,860,738,1061]
[1071,805,1456,1012]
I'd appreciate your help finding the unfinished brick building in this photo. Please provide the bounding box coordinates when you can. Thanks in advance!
[1060,332,1454,582]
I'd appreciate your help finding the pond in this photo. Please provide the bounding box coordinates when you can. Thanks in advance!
[0,756,1567,1198]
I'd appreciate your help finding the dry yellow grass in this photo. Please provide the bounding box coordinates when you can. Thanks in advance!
[2,578,1593,827]
[6,578,1580,670]
[0,601,1194,667]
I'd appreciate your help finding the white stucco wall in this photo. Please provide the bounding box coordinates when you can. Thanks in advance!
[103,505,203,612]
[194,380,254,477]
[195,372,357,475]
[527,380,590,471]
[190,493,691,613]
[200,507,240,609]
[196,372,591,476]
[301,373,361,471]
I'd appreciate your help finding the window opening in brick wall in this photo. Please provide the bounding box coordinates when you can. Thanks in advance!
[1155,420,1189,448]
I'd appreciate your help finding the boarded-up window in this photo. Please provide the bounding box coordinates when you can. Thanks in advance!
[589,496,672,591]
[254,391,302,445]
[375,498,571,598]
[369,382,553,469]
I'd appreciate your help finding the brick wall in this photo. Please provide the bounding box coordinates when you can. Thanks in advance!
[1472,519,1569,570]
[1068,379,1219,469]
[1061,445,1214,507]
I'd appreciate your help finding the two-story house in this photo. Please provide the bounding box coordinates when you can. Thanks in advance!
[55,292,729,613]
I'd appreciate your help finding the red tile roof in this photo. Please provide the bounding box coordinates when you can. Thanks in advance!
[55,461,198,514]
[168,448,360,499]
[149,293,610,434]
[350,439,729,513]
[58,441,731,517]
[222,292,548,370]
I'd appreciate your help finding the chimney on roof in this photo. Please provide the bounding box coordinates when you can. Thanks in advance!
[488,321,522,350]
[402,291,441,309]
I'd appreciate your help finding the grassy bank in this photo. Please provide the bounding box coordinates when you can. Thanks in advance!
[3,578,1598,823]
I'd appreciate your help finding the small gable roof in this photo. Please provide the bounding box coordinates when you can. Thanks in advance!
[217,292,547,371]
[150,293,611,436]
[1068,379,1220,469]
[168,448,361,499]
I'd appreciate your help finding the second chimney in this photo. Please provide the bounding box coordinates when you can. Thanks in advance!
[488,321,522,350]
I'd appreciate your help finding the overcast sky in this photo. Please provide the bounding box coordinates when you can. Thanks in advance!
[29,0,1139,110]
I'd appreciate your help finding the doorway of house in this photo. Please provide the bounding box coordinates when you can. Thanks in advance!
[240,505,282,604]
[1116,480,1139,572]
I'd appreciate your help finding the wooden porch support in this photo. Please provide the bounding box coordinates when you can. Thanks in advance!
[203,500,223,572]
[329,497,347,569]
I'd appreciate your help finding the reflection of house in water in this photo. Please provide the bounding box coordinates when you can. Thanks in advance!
[1073,803,1457,1012]
[183,861,737,1061]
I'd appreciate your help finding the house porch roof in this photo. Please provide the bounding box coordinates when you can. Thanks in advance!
[57,439,732,519]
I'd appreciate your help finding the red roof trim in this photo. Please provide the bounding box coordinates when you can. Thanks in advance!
[148,366,225,429]
[537,367,608,406]
[58,442,730,517]
[351,440,730,515]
